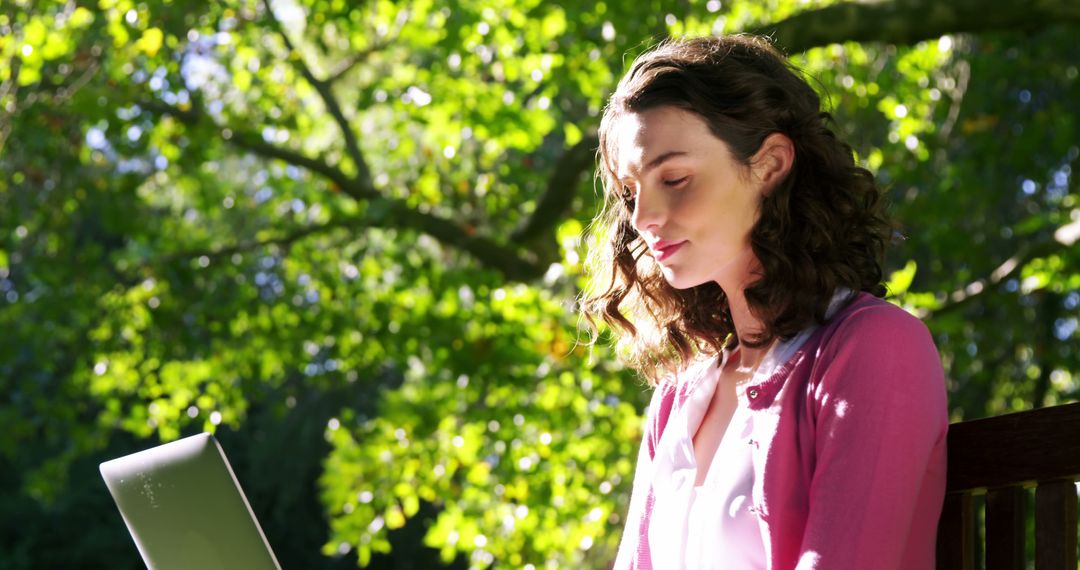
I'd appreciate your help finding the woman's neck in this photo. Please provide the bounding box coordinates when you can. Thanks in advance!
[717,248,771,369]
[726,291,773,370]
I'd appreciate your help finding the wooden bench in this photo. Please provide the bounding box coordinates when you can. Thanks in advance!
[936,401,1080,569]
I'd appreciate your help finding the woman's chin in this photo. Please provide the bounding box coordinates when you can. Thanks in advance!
[660,267,702,290]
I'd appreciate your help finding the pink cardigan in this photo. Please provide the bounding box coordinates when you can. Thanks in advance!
[615,292,948,569]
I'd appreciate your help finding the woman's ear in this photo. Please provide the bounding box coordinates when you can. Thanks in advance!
[750,133,795,193]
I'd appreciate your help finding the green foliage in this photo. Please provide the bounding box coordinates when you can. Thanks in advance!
[0,0,1076,567]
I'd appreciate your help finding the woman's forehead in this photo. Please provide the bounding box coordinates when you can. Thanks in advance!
[610,107,710,180]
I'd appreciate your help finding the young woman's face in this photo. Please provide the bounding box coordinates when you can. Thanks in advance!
[612,106,766,290]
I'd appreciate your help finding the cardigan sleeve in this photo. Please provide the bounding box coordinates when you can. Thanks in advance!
[796,304,949,569]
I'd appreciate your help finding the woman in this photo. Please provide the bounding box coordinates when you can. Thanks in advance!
[581,35,948,569]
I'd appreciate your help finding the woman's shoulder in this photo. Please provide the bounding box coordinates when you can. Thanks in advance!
[824,292,932,343]
[810,291,944,386]
[801,292,948,429]
[802,291,942,381]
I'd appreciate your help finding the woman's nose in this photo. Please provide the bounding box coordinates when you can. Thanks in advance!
[631,185,664,234]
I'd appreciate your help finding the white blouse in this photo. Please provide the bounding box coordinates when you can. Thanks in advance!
[645,290,852,569]
[647,347,767,570]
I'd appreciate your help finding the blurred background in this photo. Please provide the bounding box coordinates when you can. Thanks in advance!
[0,0,1077,568]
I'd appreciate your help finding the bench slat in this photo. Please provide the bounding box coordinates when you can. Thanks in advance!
[1035,480,1078,570]
[985,486,1025,570]
[937,402,1080,569]
[947,402,1080,492]
[936,493,974,570]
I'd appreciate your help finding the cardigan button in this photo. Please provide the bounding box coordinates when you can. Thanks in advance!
[748,388,759,399]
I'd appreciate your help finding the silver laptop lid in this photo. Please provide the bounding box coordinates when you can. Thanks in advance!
[100,432,281,570]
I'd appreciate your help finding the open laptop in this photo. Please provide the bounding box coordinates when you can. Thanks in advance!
[100,432,282,570]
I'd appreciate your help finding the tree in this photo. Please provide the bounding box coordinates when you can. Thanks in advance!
[0,0,1076,567]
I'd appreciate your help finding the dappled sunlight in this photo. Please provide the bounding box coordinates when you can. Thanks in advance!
[1,0,1077,568]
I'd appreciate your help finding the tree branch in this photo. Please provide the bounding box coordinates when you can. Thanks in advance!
[374,199,545,281]
[142,100,362,197]
[928,228,1079,319]
[157,217,356,266]
[143,100,547,281]
[325,37,397,84]
[230,130,372,198]
[260,0,374,191]
[751,0,1080,54]
[0,60,20,156]
[511,134,598,245]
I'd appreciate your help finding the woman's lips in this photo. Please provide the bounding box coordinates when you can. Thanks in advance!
[653,240,686,262]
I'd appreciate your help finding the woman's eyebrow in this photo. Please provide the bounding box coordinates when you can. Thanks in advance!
[618,150,689,183]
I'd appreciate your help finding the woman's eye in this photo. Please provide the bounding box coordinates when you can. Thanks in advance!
[664,176,689,187]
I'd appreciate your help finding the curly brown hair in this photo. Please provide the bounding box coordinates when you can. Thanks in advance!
[580,35,894,385]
